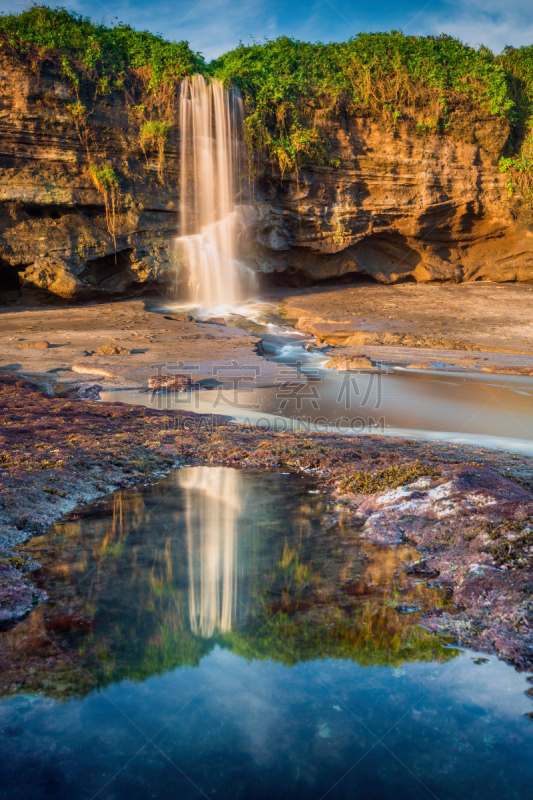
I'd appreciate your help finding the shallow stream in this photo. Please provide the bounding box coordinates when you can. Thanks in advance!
[1,468,532,799]
[103,337,533,457]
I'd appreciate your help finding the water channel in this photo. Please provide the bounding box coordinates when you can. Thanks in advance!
[102,306,533,458]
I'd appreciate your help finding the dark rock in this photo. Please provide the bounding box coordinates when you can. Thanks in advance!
[0,561,46,621]
[148,373,196,392]
[406,560,441,579]
[56,383,103,400]
[395,605,422,614]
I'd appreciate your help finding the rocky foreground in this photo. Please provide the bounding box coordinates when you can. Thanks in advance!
[1,372,533,668]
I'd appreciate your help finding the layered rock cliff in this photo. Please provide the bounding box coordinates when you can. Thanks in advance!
[0,52,180,303]
[250,112,533,285]
[0,51,533,303]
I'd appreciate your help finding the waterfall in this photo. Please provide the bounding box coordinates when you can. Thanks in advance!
[177,74,244,307]
[179,466,241,638]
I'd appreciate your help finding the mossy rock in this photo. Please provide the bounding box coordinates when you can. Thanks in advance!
[486,518,533,568]
[339,462,440,495]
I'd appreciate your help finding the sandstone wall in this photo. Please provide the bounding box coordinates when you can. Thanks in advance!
[250,111,533,285]
[0,53,180,303]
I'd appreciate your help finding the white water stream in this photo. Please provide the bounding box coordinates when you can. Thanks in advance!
[102,323,533,458]
[177,75,245,306]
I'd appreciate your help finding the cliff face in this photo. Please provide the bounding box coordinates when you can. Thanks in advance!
[0,53,180,303]
[0,53,532,304]
[250,113,533,285]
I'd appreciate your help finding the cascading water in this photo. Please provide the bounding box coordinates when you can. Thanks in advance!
[177,74,245,307]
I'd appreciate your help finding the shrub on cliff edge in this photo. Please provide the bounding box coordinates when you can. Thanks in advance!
[0,4,205,94]
[2,6,533,194]
[211,33,513,173]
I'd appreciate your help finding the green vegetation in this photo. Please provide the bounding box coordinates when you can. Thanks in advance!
[0,5,202,226]
[498,45,533,135]
[497,46,533,198]
[89,165,120,244]
[338,462,440,495]
[220,610,456,669]
[2,6,533,194]
[499,132,533,199]
[212,33,512,173]
[0,4,205,94]
[67,100,86,118]
[140,120,173,179]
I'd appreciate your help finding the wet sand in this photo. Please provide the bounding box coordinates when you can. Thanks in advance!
[281,281,533,362]
[0,298,304,391]
[3,283,533,400]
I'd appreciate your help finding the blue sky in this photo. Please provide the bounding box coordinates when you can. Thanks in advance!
[3,0,533,59]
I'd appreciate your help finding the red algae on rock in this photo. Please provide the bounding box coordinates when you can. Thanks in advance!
[335,465,533,666]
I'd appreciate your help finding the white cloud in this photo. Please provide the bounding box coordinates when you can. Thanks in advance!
[418,0,533,53]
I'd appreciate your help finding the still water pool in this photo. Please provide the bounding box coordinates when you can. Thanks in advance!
[1,468,532,799]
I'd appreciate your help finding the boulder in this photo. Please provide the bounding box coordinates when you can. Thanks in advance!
[56,383,102,400]
[97,343,131,355]
[20,257,86,300]
[17,340,50,349]
[324,354,378,371]
[148,373,196,392]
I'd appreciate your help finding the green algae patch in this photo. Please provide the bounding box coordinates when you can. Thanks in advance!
[0,556,28,569]
[339,462,440,495]
[486,518,533,568]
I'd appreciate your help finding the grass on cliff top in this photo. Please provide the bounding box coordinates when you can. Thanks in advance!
[0,4,205,94]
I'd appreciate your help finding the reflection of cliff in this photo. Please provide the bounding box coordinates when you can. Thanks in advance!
[221,537,456,669]
[179,467,242,638]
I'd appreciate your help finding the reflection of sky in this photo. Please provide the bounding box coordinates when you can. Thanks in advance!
[435,647,533,720]
[1,646,532,798]
[0,0,532,58]
[4,467,532,796]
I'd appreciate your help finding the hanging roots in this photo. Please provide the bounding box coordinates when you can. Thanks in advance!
[89,164,120,248]
[140,120,172,181]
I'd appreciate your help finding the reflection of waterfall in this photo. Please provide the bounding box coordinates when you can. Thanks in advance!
[179,467,241,638]
[177,75,244,306]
